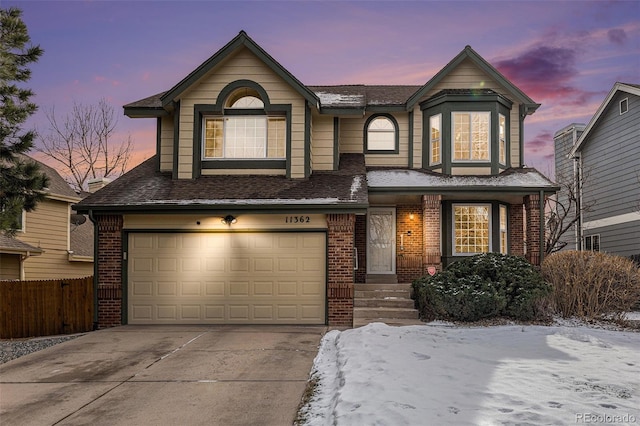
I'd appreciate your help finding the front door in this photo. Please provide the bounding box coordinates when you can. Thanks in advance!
[367,207,396,274]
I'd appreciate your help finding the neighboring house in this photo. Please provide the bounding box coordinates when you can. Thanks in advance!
[0,156,94,280]
[75,31,557,328]
[555,82,640,260]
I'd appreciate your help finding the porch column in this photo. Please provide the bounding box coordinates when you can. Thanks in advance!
[96,214,123,328]
[422,195,442,273]
[509,203,525,257]
[524,194,542,265]
[327,213,355,327]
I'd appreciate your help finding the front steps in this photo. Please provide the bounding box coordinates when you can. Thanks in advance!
[353,283,423,327]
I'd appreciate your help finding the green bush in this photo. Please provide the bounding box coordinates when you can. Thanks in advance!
[412,253,551,322]
[542,251,640,320]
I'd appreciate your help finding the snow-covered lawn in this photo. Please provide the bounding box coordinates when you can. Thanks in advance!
[301,321,640,425]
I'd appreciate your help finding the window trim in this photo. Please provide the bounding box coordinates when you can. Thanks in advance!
[620,97,628,115]
[192,80,292,177]
[452,203,492,256]
[364,113,400,154]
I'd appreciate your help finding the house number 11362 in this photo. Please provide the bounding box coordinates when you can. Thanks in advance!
[285,216,311,223]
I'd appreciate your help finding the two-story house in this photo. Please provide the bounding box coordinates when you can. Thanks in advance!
[554,83,640,261]
[75,32,557,328]
[0,156,94,280]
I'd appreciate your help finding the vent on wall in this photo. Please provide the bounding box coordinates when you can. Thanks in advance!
[620,97,628,115]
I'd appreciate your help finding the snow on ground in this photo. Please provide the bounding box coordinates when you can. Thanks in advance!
[301,322,640,426]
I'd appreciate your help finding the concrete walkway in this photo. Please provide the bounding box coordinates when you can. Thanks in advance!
[0,325,326,425]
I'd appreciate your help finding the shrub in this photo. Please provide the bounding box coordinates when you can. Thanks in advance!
[412,253,551,322]
[542,251,640,320]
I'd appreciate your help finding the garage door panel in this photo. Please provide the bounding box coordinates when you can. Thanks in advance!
[128,232,326,324]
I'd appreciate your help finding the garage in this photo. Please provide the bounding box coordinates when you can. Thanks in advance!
[126,232,326,324]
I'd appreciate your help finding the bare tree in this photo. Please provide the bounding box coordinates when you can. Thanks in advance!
[38,98,133,191]
[545,165,594,254]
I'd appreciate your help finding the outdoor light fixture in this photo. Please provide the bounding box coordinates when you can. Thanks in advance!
[221,215,237,225]
[409,213,415,220]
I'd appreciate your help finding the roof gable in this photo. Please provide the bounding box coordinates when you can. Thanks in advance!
[159,31,319,108]
[406,45,539,112]
[570,82,640,156]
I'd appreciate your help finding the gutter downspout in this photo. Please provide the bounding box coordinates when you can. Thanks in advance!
[88,210,99,330]
[576,153,584,250]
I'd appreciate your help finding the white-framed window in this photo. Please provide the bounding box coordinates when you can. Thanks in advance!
[584,234,600,252]
[453,204,491,255]
[499,205,507,254]
[620,98,628,115]
[499,114,506,164]
[366,116,396,151]
[202,94,285,159]
[452,111,490,161]
[430,114,441,165]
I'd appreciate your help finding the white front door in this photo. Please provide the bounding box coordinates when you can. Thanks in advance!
[367,207,396,274]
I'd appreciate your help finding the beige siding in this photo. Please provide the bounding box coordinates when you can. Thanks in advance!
[177,48,307,179]
[418,58,522,167]
[451,166,493,176]
[412,108,423,168]
[160,115,174,172]
[0,254,21,280]
[339,112,411,167]
[17,199,93,280]
[124,213,327,230]
[311,113,334,171]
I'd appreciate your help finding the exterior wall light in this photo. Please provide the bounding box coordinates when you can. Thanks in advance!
[409,213,415,220]
[221,215,237,225]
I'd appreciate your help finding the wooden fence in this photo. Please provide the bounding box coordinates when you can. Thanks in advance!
[0,276,94,339]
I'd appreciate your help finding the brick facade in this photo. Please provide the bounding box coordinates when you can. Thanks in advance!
[525,194,542,265]
[396,205,424,283]
[509,203,525,257]
[422,195,443,273]
[326,213,355,326]
[96,214,123,328]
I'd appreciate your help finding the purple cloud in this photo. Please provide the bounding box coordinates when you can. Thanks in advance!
[607,28,627,46]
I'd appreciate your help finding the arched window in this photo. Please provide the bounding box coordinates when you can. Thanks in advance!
[365,115,398,152]
[203,89,284,159]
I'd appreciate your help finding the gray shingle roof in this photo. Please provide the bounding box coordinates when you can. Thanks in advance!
[18,155,78,199]
[0,234,43,254]
[76,154,368,212]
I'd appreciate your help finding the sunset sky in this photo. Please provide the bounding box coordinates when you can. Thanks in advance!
[8,0,640,178]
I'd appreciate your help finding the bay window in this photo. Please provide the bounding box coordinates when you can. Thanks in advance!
[499,205,507,254]
[452,112,490,161]
[453,204,490,255]
[499,114,506,165]
[430,114,441,165]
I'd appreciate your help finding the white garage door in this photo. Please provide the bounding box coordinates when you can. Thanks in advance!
[127,232,326,324]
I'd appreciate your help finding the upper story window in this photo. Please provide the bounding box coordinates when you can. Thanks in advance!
[499,114,506,165]
[203,91,285,159]
[430,114,441,165]
[452,112,490,161]
[365,114,399,153]
[421,89,513,172]
[620,98,628,115]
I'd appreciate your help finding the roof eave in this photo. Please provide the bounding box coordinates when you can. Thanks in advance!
[570,82,640,157]
[406,45,538,111]
[368,185,559,195]
[159,31,319,108]
[124,107,169,118]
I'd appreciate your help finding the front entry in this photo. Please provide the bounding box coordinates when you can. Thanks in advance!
[367,207,396,274]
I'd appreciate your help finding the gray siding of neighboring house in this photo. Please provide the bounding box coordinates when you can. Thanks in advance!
[580,91,640,258]
[583,220,640,258]
[554,124,584,251]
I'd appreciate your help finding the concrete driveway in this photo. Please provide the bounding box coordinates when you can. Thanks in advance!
[0,325,326,426]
